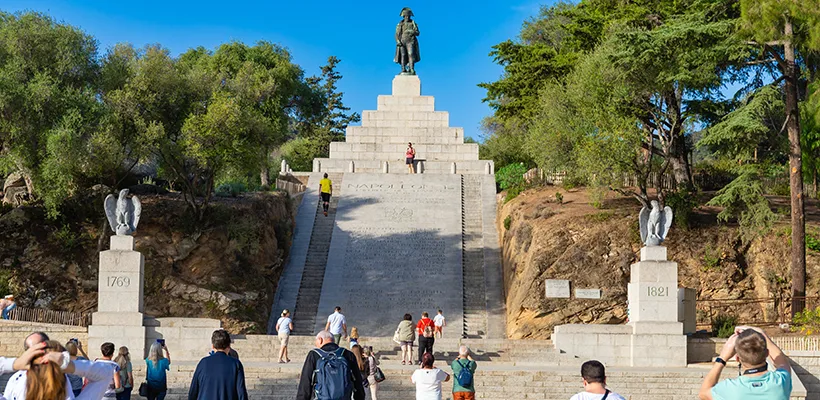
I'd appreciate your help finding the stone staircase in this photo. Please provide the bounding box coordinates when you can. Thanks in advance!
[461,174,488,338]
[230,336,576,366]
[116,346,749,400]
[291,174,342,335]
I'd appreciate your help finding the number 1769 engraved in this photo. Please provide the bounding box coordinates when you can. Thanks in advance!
[107,276,131,287]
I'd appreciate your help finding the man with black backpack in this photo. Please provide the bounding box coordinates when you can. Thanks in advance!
[296,330,365,400]
[451,345,477,400]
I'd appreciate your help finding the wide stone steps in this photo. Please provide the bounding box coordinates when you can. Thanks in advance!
[291,180,342,335]
[120,362,741,400]
[229,336,574,365]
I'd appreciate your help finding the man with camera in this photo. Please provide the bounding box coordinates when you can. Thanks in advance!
[699,325,792,400]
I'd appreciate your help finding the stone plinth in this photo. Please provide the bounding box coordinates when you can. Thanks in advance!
[553,246,687,367]
[89,235,146,359]
[392,75,421,96]
[145,317,221,361]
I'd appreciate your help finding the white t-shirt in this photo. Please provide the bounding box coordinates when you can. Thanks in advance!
[326,312,346,335]
[570,390,626,400]
[4,359,117,400]
[411,368,449,400]
[277,317,292,335]
[433,314,445,327]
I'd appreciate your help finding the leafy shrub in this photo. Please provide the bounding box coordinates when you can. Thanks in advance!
[793,307,820,335]
[712,314,738,338]
[665,188,698,229]
[589,186,607,209]
[555,192,563,204]
[496,163,528,190]
[807,231,820,253]
[701,245,722,271]
[280,137,325,172]
[503,215,512,230]
[504,185,525,202]
[216,181,248,197]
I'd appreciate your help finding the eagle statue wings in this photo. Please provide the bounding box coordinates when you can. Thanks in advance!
[639,200,673,246]
[104,189,141,235]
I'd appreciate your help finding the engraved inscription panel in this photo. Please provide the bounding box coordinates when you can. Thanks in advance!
[315,174,464,336]
[545,280,570,298]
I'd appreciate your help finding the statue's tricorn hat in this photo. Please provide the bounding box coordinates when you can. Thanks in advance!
[400,7,414,17]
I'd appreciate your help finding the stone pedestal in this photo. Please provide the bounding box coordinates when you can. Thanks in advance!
[88,235,146,359]
[312,74,493,175]
[553,246,687,367]
[627,246,686,366]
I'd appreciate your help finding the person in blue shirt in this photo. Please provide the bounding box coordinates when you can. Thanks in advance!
[188,329,248,400]
[145,342,171,400]
[699,325,792,400]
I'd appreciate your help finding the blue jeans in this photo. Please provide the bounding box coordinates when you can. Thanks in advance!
[1,304,15,319]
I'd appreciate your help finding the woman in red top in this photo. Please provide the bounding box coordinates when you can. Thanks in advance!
[406,142,416,174]
[416,312,435,365]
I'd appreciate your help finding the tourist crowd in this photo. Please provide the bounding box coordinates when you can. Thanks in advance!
[0,318,793,400]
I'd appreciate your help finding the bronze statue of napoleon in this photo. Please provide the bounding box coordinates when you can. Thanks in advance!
[394,7,420,75]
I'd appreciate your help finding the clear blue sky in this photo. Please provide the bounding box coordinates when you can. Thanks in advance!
[3,1,547,141]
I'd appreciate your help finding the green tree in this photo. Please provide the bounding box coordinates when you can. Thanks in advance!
[284,56,359,170]
[0,12,122,216]
[207,41,307,187]
[739,0,820,315]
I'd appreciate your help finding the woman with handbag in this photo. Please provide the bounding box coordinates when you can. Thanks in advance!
[395,313,415,365]
[144,342,171,400]
[363,346,383,400]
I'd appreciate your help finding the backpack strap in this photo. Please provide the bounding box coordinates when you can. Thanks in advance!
[601,389,610,400]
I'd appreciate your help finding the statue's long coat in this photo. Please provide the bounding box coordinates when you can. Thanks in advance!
[394,20,421,64]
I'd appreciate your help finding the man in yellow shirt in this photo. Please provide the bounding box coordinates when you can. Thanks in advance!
[319,173,332,217]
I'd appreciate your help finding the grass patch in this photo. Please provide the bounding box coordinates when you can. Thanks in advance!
[701,245,722,271]
[586,211,614,223]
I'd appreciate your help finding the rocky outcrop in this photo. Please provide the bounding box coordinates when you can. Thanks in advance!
[0,192,293,333]
[2,172,28,206]
[497,187,820,339]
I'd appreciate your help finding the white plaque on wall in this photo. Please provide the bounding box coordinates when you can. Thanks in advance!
[575,289,602,299]
[545,279,570,298]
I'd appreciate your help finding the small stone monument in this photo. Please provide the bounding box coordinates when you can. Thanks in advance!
[88,189,146,358]
[553,202,686,367]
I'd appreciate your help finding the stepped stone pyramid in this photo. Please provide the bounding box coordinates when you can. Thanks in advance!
[312,75,494,174]
[272,75,505,338]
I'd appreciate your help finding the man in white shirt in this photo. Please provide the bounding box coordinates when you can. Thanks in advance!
[324,306,348,344]
[433,310,446,338]
[569,360,625,400]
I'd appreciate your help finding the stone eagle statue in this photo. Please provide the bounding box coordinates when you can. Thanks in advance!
[104,189,141,235]
[639,200,673,246]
